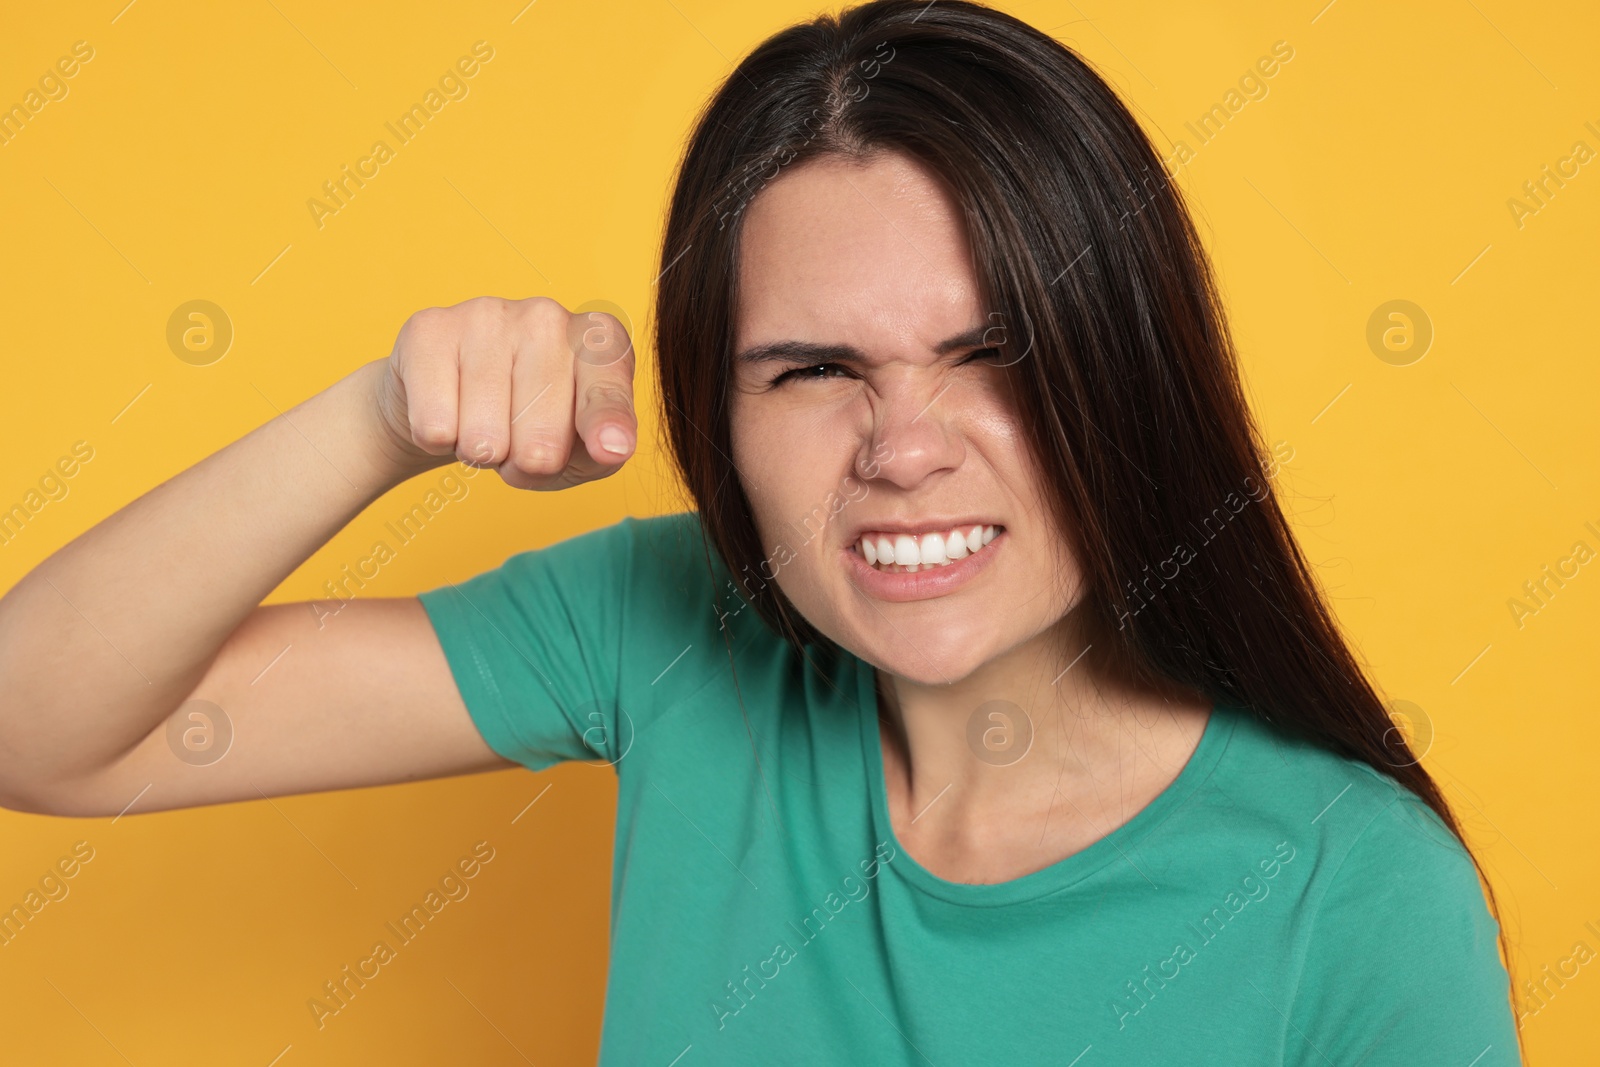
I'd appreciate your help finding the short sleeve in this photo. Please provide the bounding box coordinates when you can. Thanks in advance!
[1286,793,1522,1066]
[416,517,639,771]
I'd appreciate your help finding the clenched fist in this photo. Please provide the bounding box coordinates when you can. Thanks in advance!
[373,295,636,490]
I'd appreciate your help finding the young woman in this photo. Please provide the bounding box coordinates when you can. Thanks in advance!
[0,1,1521,1063]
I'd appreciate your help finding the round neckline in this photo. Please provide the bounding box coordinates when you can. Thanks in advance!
[853,655,1236,907]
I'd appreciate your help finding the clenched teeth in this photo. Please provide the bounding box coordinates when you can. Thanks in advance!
[858,525,1000,571]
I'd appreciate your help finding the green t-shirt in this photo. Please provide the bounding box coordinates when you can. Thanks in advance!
[416,512,1521,1066]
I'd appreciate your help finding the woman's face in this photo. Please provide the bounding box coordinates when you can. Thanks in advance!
[728,149,1085,686]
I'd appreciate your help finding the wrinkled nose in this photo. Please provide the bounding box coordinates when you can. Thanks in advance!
[855,376,966,488]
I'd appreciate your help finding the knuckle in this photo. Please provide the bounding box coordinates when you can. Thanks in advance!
[573,317,633,368]
[461,296,500,328]
[511,435,568,476]
[411,422,457,453]
[583,380,633,411]
[407,304,443,325]
[456,299,526,357]
[457,432,508,467]
[400,306,443,340]
[521,295,570,332]
[398,308,464,364]
[580,309,622,333]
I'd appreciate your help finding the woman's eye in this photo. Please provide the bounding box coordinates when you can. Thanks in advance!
[771,362,849,386]
[769,349,1001,388]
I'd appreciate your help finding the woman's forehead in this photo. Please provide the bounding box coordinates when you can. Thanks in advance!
[734,151,982,354]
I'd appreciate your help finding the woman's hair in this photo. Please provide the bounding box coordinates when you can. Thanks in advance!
[650,0,1518,1030]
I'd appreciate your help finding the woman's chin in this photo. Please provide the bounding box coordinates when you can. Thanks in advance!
[846,633,997,688]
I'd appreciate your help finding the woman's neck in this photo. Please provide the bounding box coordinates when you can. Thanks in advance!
[874,619,1213,884]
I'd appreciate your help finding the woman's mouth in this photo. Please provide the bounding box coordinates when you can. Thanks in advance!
[845,525,1005,602]
[855,524,1001,571]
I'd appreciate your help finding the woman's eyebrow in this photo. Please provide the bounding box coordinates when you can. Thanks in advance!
[735,323,992,367]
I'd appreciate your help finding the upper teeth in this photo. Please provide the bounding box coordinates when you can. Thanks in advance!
[858,525,999,569]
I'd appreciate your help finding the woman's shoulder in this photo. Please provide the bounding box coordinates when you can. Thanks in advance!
[497,509,733,614]
[609,508,804,690]
[621,510,747,631]
[415,510,803,770]
[1197,707,1512,1043]
[1213,709,1520,1063]
[1204,704,1480,885]
[624,510,726,588]
[447,510,732,646]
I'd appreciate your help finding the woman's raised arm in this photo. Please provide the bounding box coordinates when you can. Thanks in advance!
[0,295,637,816]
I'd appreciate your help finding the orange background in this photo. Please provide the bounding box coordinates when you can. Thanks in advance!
[1,0,1595,1062]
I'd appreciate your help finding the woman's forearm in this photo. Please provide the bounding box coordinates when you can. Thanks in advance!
[0,358,434,798]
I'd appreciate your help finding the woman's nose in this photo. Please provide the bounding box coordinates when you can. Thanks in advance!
[856,377,967,489]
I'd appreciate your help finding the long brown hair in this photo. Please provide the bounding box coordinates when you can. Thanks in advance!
[649,0,1519,1037]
